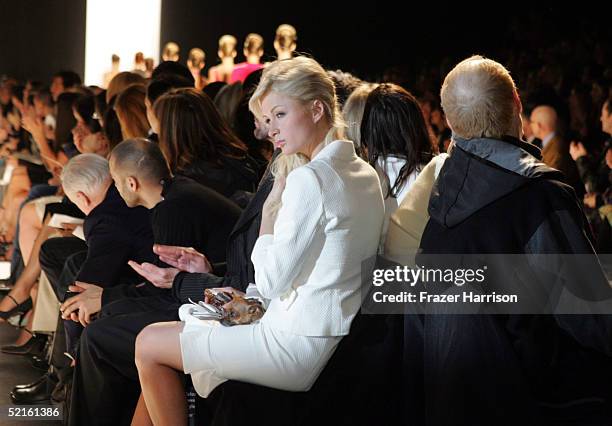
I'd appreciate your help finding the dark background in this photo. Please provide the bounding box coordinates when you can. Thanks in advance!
[0,1,609,85]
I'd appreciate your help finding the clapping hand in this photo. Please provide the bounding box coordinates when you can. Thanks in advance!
[569,141,588,161]
[153,244,212,273]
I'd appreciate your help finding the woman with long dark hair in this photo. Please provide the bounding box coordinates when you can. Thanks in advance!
[153,87,260,203]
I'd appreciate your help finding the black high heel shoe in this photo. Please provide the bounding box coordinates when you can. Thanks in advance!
[1,330,48,356]
[0,295,33,320]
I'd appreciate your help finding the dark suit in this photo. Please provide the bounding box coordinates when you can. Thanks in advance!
[35,185,155,404]
[40,184,154,299]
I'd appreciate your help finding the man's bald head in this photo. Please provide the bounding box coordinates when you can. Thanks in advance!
[109,138,171,208]
[441,55,521,140]
[110,138,171,184]
[529,105,558,139]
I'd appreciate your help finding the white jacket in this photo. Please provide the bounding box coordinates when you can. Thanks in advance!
[251,140,384,336]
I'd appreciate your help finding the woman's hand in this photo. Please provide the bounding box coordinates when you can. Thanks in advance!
[153,245,212,273]
[22,108,46,143]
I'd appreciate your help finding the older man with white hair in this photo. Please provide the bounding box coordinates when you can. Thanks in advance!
[11,154,155,405]
[414,56,612,425]
[57,153,155,309]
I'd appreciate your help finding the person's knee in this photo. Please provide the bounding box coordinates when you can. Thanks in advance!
[134,324,158,369]
[19,201,38,226]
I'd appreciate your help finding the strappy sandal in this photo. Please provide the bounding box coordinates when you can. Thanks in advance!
[0,294,32,320]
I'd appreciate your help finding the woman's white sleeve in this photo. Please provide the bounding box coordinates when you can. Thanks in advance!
[250,167,324,299]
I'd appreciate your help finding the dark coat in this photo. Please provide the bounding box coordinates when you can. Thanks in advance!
[179,154,262,208]
[77,184,154,286]
[416,135,612,425]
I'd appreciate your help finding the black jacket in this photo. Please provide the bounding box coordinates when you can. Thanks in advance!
[152,175,242,263]
[101,176,242,306]
[417,136,612,425]
[77,185,154,286]
[172,157,274,302]
[179,154,262,208]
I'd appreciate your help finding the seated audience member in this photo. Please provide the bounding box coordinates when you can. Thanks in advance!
[153,88,261,203]
[230,33,264,84]
[530,104,583,194]
[50,71,82,102]
[54,153,155,317]
[233,69,274,165]
[129,56,384,425]
[105,72,146,104]
[213,81,243,129]
[66,138,242,425]
[145,75,194,142]
[416,55,612,425]
[151,60,195,86]
[360,83,437,248]
[327,69,363,109]
[342,83,378,154]
[570,93,612,252]
[115,84,150,140]
[10,153,154,404]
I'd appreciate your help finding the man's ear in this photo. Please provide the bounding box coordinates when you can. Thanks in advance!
[513,90,523,115]
[311,100,325,124]
[127,176,139,192]
[76,191,91,208]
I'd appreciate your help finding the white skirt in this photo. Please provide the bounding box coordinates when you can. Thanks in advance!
[178,304,341,398]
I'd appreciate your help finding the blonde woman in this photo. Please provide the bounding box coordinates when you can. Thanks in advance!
[130,56,385,425]
[342,82,379,151]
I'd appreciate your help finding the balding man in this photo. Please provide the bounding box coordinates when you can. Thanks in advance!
[530,104,582,192]
[416,56,612,425]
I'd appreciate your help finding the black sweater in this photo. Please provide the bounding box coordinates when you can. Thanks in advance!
[102,175,242,305]
[152,175,242,263]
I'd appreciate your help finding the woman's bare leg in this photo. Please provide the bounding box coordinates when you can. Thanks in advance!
[0,169,31,241]
[18,202,43,264]
[0,222,54,317]
[134,322,186,426]
[131,393,154,426]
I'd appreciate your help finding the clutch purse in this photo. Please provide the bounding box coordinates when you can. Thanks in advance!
[188,289,265,326]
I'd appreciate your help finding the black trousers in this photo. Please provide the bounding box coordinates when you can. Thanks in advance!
[39,237,88,374]
[69,293,179,426]
[39,236,88,301]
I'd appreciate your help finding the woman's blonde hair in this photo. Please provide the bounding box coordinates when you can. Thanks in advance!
[249,56,345,178]
[218,35,237,58]
[342,83,379,148]
[249,56,344,212]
